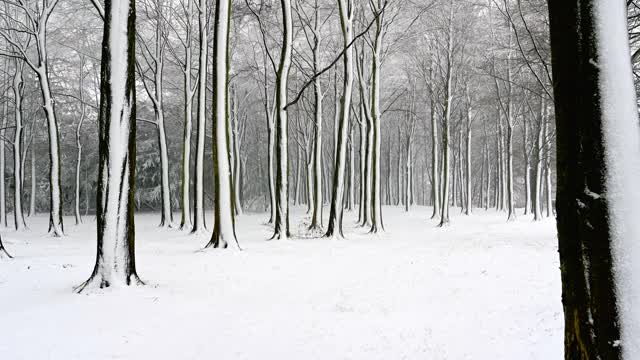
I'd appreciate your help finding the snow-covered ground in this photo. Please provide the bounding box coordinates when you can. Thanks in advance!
[0,207,562,359]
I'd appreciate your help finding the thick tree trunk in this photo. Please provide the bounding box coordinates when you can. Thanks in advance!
[76,0,142,291]
[272,0,293,239]
[549,1,640,358]
[206,0,239,249]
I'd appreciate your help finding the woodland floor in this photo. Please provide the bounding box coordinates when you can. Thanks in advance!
[0,206,562,360]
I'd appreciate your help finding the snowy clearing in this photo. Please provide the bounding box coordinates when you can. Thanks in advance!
[0,207,561,359]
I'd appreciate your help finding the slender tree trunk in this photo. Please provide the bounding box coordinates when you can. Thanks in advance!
[369,0,384,233]
[191,0,208,233]
[309,50,323,229]
[325,0,353,238]
[430,70,440,218]
[465,115,471,215]
[30,144,36,217]
[179,0,195,230]
[35,48,64,236]
[533,97,545,221]
[0,63,6,227]
[438,3,454,227]
[76,0,142,291]
[12,59,25,231]
[347,126,355,211]
[75,57,87,225]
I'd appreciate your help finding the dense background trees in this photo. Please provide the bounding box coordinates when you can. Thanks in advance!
[0,0,561,236]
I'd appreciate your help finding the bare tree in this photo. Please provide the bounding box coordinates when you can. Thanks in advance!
[0,0,64,236]
[205,0,240,249]
[76,0,143,292]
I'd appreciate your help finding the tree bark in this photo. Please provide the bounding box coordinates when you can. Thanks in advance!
[76,0,142,292]
[325,0,354,239]
[206,0,239,249]
[191,0,208,234]
[549,1,640,358]
[271,0,293,240]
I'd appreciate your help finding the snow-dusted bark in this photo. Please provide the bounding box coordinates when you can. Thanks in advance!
[272,0,293,240]
[75,57,87,225]
[230,88,244,216]
[266,79,277,224]
[191,0,208,234]
[0,68,6,227]
[356,55,374,226]
[369,0,384,233]
[76,0,142,292]
[357,100,367,223]
[464,91,472,215]
[438,4,454,227]
[428,63,440,219]
[325,0,354,239]
[533,97,544,221]
[205,0,239,250]
[549,1,640,358]
[36,36,64,237]
[11,59,25,231]
[543,114,552,218]
[29,145,36,217]
[347,125,355,211]
[178,0,197,231]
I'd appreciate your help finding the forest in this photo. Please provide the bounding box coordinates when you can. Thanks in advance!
[0,0,638,359]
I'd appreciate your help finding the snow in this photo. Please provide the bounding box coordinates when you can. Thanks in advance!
[594,2,640,358]
[0,207,562,359]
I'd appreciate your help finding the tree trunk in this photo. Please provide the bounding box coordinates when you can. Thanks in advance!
[272,0,293,239]
[465,114,471,215]
[180,0,195,230]
[36,59,64,237]
[430,67,440,218]
[30,144,36,217]
[438,3,454,227]
[76,0,142,291]
[369,0,384,233]
[75,57,86,225]
[0,63,6,227]
[12,59,25,231]
[309,40,323,229]
[192,0,208,234]
[206,0,239,249]
[325,0,354,239]
[549,1,640,358]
